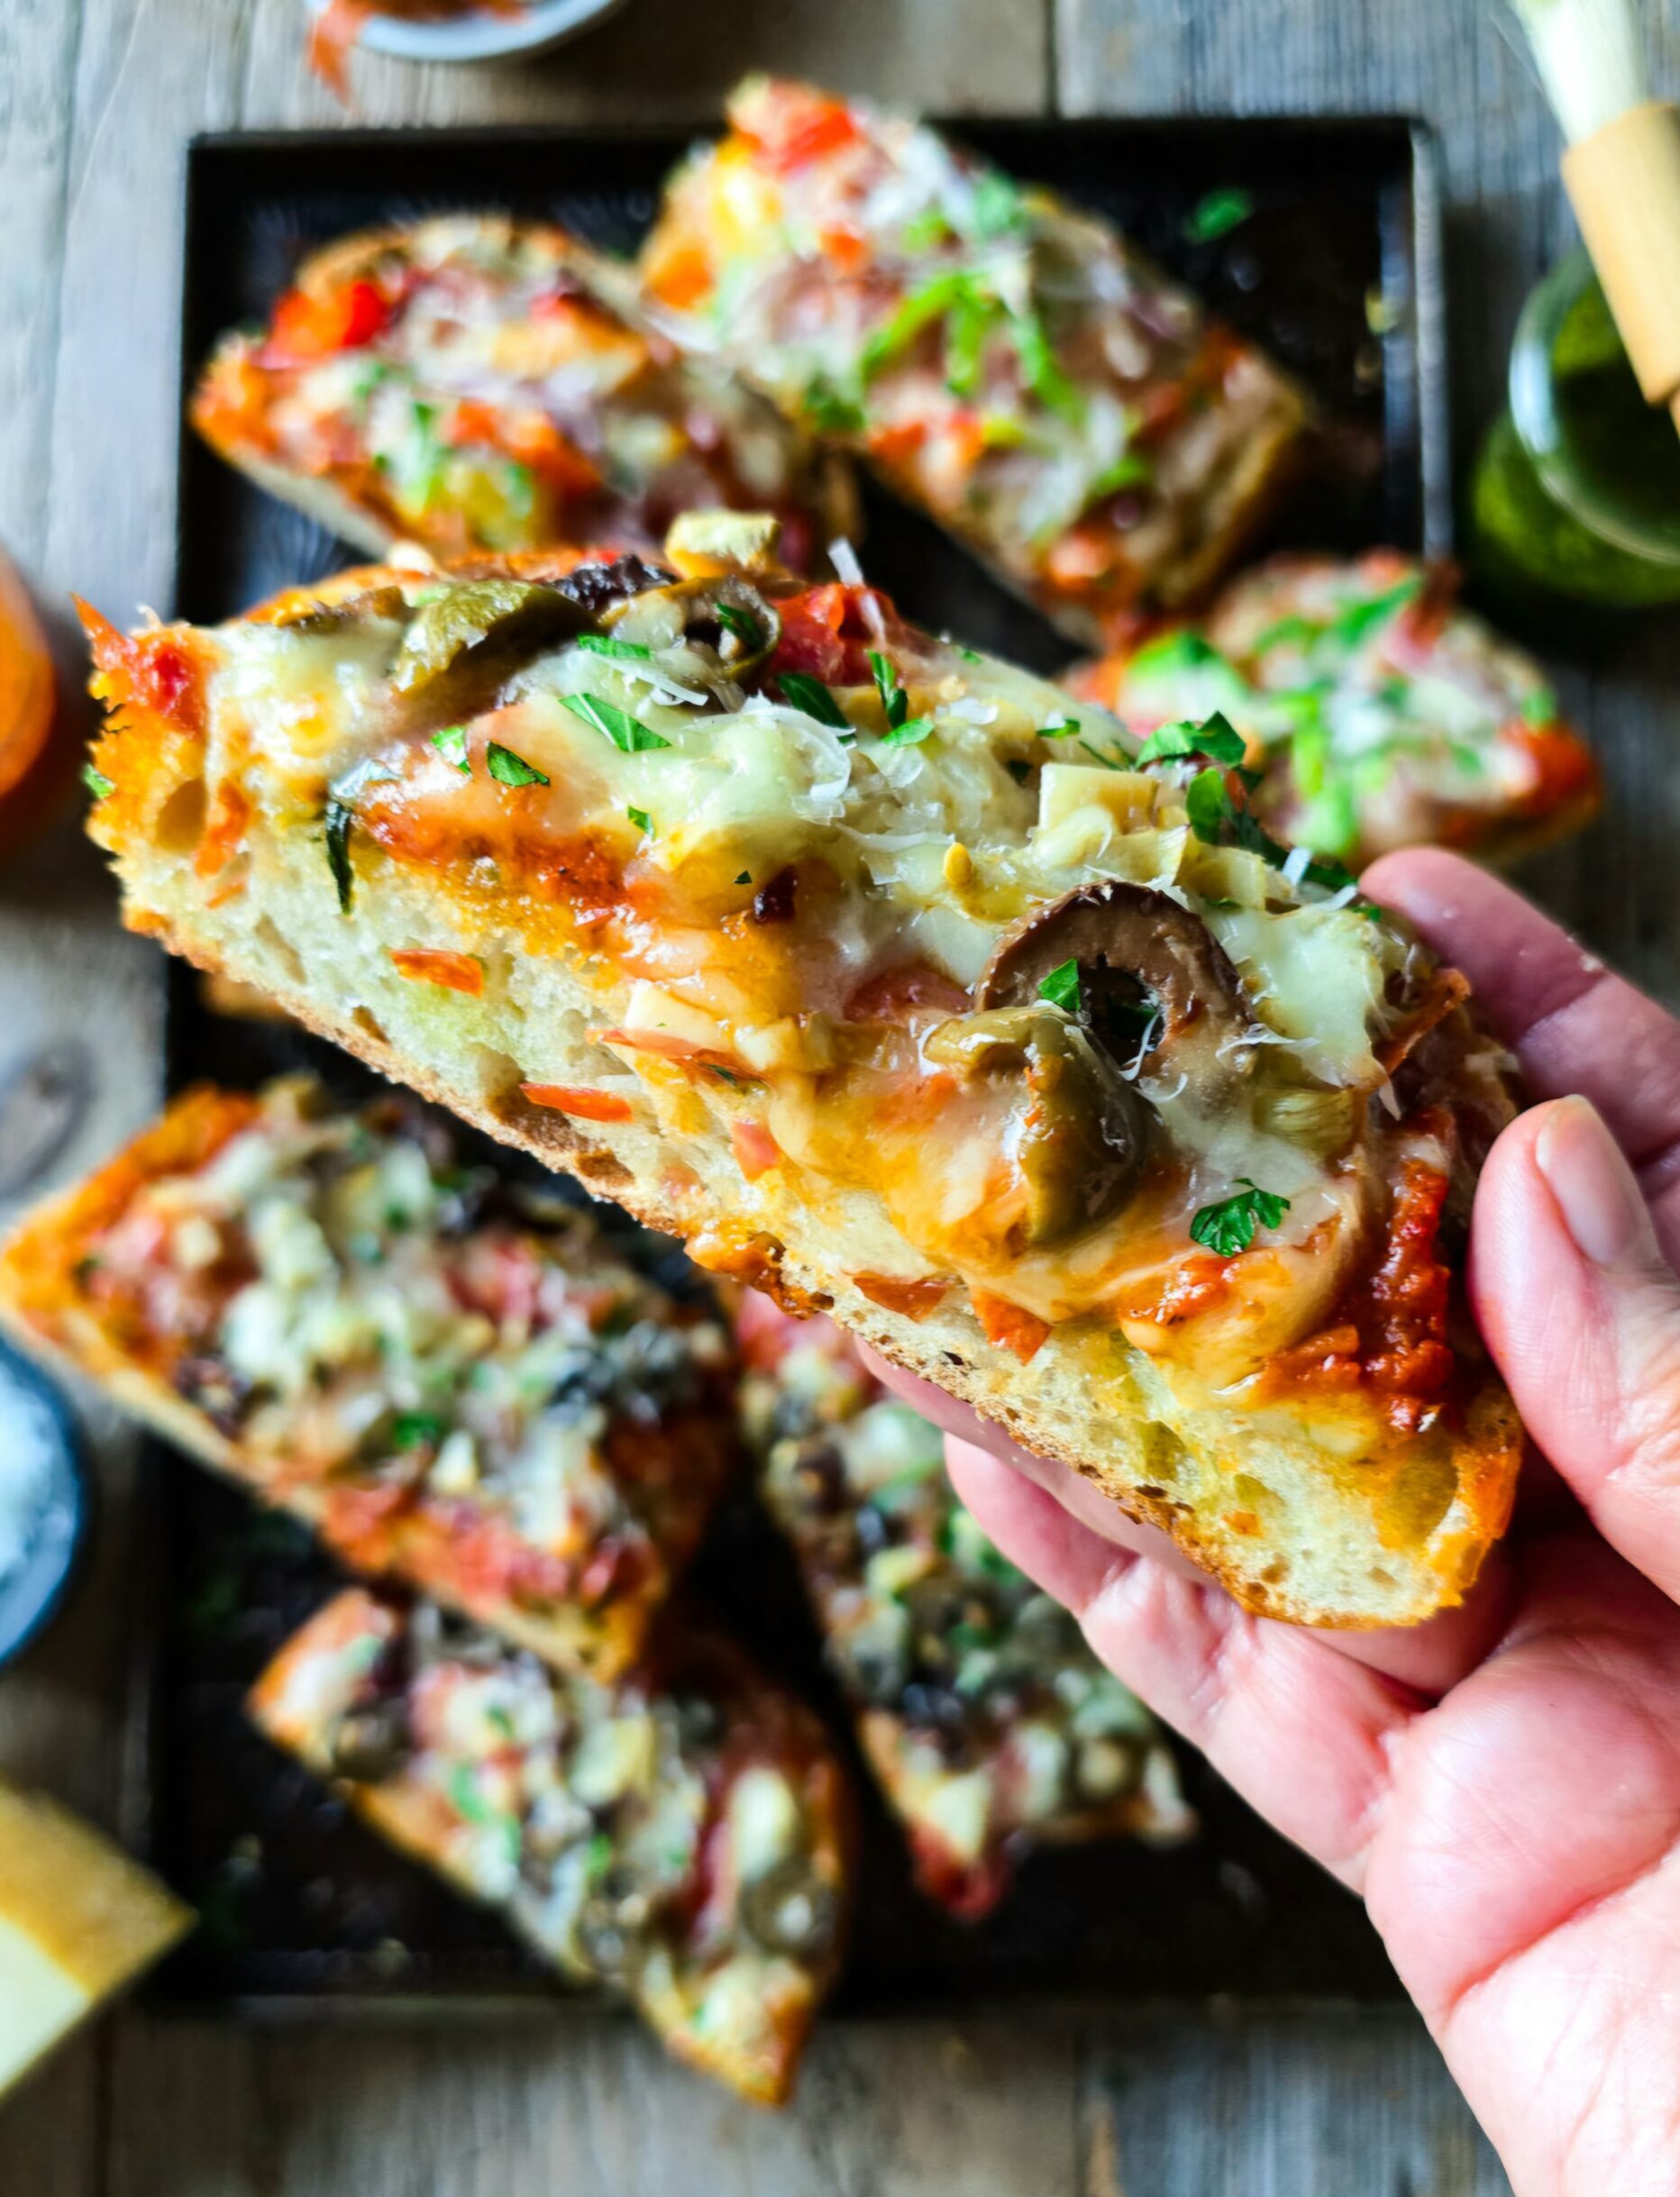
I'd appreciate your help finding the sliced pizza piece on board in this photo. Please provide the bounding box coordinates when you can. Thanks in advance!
[743,1301,1192,1918]
[250,1588,854,2104]
[0,1075,738,1677]
[1066,552,1599,869]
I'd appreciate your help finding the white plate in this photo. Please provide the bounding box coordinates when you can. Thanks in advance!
[309,0,628,66]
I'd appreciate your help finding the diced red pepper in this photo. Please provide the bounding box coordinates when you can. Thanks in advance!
[519,1083,635,1124]
[267,277,390,363]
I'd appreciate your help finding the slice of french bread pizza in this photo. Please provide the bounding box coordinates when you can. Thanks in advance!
[190,214,855,572]
[741,1299,1193,1918]
[77,521,1523,1629]
[0,1075,738,1677]
[249,1589,854,2104]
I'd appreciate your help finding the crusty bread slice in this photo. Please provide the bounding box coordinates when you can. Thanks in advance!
[89,808,1516,1632]
[0,1082,738,1678]
[78,549,1521,1631]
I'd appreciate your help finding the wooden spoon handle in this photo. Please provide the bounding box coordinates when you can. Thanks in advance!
[1563,100,1680,413]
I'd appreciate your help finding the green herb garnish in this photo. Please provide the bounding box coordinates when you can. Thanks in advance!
[626,806,651,834]
[715,602,762,651]
[879,716,935,748]
[323,757,397,915]
[1520,688,1557,725]
[1252,614,1319,655]
[802,376,866,434]
[1185,764,1231,843]
[576,634,653,662]
[1125,630,1226,679]
[861,270,972,382]
[869,649,910,730]
[1190,1178,1290,1256]
[1038,958,1081,1014]
[775,670,850,728]
[968,169,1027,241]
[1038,714,1081,739]
[82,761,114,800]
[447,1766,521,1865]
[1008,309,1083,422]
[486,742,552,787]
[431,725,471,775]
[1183,187,1255,244]
[735,871,752,886]
[560,692,670,754]
[392,1411,445,1452]
[1090,450,1155,498]
[1326,576,1420,650]
[1136,711,1247,769]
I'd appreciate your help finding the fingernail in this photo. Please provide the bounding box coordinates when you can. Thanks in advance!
[1534,1096,1655,1270]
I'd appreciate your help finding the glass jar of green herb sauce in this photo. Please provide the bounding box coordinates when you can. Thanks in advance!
[1471,252,1680,610]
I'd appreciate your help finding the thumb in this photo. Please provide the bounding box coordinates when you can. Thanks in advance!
[1472,1095,1680,1601]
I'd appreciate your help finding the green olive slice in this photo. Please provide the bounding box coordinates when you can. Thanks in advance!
[389,579,590,707]
[927,1005,1153,1247]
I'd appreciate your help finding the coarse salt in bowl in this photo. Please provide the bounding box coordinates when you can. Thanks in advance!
[0,1340,91,1668]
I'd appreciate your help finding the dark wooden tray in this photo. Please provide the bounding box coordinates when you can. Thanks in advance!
[132,111,1449,2015]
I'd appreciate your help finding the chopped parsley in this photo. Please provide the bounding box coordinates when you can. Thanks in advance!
[1127,630,1226,679]
[1183,187,1255,244]
[323,757,397,915]
[576,634,653,662]
[1184,764,1231,843]
[1090,450,1155,497]
[391,1411,445,1452]
[1008,308,1083,422]
[735,871,752,886]
[869,649,911,729]
[1037,958,1082,1014]
[861,269,972,382]
[1520,687,1557,725]
[802,376,866,435]
[625,806,651,834]
[430,725,471,775]
[715,602,762,651]
[560,692,670,754]
[486,741,552,787]
[1038,714,1081,738]
[1253,614,1319,654]
[943,287,999,397]
[446,1766,521,1865]
[868,650,934,745]
[967,169,1027,241]
[775,670,850,728]
[879,715,935,747]
[1136,710,1248,769]
[1190,1178,1290,1256]
[81,761,114,800]
[1326,575,1420,649]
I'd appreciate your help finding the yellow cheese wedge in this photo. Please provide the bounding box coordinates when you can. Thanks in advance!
[0,1781,191,2095]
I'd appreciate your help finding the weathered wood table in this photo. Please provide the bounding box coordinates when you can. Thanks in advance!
[3,2,1675,2188]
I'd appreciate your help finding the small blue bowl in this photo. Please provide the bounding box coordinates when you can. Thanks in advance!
[0,1340,94,1670]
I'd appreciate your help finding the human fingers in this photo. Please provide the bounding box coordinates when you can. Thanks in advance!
[944,1436,1420,1891]
[1365,848,1680,1253]
[938,1421,1511,1700]
[1472,1094,1680,1605]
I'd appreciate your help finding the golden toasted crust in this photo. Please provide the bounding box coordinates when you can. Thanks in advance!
[77,561,1523,1632]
